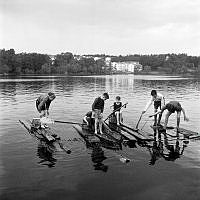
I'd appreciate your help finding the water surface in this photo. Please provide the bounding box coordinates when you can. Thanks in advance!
[0,75,200,200]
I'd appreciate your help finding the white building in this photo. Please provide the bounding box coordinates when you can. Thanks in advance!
[111,61,142,73]
[105,57,111,66]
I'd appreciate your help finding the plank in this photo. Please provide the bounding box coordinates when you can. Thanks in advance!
[119,124,153,141]
[73,124,100,144]
[106,123,137,142]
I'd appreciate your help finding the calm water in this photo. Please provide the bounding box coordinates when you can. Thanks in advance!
[0,75,200,200]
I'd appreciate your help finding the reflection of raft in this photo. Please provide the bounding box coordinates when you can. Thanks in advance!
[119,124,154,141]
[108,114,153,142]
[19,120,71,153]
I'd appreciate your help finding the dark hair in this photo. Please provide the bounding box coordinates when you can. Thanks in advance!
[151,90,157,96]
[103,92,109,99]
[116,96,121,100]
[48,92,56,98]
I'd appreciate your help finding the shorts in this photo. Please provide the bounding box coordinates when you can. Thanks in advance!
[154,101,161,110]
[36,99,45,113]
[167,103,182,113]
[92,109,103,119]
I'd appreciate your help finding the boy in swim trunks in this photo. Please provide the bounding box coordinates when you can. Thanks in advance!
[36,92,56,128]
[92,92,109,134]
[157,101,189,132]
[142,90,165,126]
[111,96,122,125]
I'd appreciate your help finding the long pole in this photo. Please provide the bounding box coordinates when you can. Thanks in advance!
[54,120,83,125]
[135,113,143,130]
[104,102,128,122]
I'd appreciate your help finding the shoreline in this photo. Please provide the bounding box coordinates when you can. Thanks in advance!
[0,72,198,78]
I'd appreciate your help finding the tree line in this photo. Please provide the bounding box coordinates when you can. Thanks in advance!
[111,54,200,74]
[0,49,110,75]
[0,49,200,75]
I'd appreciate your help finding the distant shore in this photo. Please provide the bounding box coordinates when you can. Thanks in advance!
[0,71,198,78]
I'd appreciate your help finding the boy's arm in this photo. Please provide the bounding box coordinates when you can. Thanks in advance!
[142,97,153,114]
[83,116,89,125]
[38,97,48,112]
[163,96,165,105]
[149,105,166,117]
[92,98,98,111]
[182,108,189,121]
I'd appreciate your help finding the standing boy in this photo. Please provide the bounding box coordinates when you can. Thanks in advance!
[111,96,122,125]
[142,90,165,126]
[92,92,109,134]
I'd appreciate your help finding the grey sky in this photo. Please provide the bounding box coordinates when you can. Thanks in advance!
[0,0,200,55]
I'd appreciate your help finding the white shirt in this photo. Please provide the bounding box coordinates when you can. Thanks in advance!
[143,93,164,112]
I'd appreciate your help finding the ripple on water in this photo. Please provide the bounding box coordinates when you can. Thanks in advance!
[0,75,200,199]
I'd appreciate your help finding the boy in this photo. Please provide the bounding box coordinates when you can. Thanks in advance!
[156,101,189,132]
[36,92,56,117]
[92,92,109,134]
[83,111,94,128]
[111,96,122,125]
[36,92,56,128]
[142,90,165,126]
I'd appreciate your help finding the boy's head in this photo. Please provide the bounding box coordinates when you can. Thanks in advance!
[102,92,109,100]
[48,92,56,101]
[116,96,121,101]
[151,90,157,98]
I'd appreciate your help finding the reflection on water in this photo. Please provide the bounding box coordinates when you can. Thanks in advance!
[37,142,57,168]
[0,75,200,200]
[147,129,188,165]
[91,145,108,172]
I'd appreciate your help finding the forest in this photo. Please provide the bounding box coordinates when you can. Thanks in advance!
[0,49,200,75]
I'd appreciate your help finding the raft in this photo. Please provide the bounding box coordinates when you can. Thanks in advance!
[19,119,71,153]
[73,124,122,150]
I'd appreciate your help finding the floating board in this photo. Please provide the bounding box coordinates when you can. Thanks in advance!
[73,124,121,150]
[107,123,137,142]
[73,124,100,145]
[102,122,123,143]
[119,124,153,141]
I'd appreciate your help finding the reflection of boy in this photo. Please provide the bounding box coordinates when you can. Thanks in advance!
[36,92,56,118]
[92,93,109,134]
[142,90,165,126]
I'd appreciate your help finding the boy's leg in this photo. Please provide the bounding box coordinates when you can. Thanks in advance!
[116,112,120,125]
[40,110,46,118]
[40,110,48,128]
[120,112,122,123]
[94,118,98,134]
[163,111,172,130]
[99,118,103,134]
[154,108,158,126]
[177,111,181,129]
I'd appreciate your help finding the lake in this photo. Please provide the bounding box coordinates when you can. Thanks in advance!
[0,74,200,200]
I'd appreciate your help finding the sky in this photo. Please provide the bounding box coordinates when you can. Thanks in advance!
[0,0,200,56]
